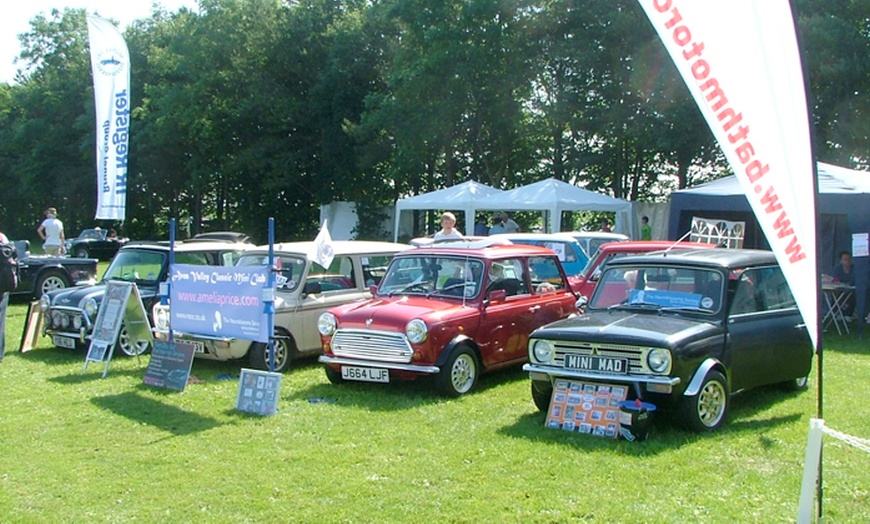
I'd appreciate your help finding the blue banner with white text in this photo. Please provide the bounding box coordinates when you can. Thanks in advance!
[169,264,271,343]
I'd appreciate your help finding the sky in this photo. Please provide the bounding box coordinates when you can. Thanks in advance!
[2,0,198,84]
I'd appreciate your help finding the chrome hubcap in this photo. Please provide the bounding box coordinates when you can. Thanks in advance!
[697,380,726,427]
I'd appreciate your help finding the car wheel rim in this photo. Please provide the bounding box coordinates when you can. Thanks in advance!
[697,380,726,427]
[264,341,289,371]
[42,276,66,294]
[450,354,476,394]
[118,328,149,357]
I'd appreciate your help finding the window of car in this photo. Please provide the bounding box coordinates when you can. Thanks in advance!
[360,255,393,287]
[307,256,356,291]
[731,266,795,314]
[528,256,565,291]
[175,252,211,265]
[591,265,723,314]
[104,250,165,283]
[487,258,529,297]
[378,255,485,298]
[237,254,306,292]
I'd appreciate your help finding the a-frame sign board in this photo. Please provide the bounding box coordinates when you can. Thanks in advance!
[83,281,152,378]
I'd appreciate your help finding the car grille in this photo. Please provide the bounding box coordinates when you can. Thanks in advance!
[45,307,86,331]
[330,329,414,363]
[552,340,657,375]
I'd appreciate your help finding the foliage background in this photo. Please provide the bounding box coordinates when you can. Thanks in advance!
[0,0,867,243]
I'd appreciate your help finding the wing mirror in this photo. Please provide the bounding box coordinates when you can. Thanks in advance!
[303,281,322,296]
[487,289,507,304]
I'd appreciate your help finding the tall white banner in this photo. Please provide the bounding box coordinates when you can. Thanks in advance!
[87,15,130,221]
[638,0,818,349]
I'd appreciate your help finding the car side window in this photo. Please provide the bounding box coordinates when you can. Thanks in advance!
[175,252,210,265]
[308,256,355,291]
[755,266,797,311]
[361,255,393,287]
[488,258,529,297]
[730,271,760,315]
[528,256,565,292]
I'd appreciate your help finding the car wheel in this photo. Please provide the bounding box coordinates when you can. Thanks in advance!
[531,380,553,412]
[35,270,71,298]
[74,247,90,258]
[435,346,479,396]
[324,365,344,384]
[779,373,810,392]
[248,335,295,373]
[679,370,729,432]
[116,324,151,357]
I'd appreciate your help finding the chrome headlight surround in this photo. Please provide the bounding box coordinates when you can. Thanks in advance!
[152,304,170,331]
[317,312,337,336]
[531,339,555,364]
[39,294,51,311]
[83,298,99,319]
[405,319,428,344]
[646,347,671,374]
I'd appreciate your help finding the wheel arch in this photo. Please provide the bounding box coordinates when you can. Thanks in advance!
[434,334,481,369]
[683,358,728,397]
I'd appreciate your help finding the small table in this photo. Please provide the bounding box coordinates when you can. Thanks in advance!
[822,283,854,335]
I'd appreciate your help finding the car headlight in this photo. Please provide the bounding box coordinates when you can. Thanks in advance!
[317,312,337,336]
[646,347,671,373]
[152,305,170,331]
[83,298,98,319]
[531,339,555,363]
[39,295,51,311]
[73,316,83,330]
[405,319,428,344]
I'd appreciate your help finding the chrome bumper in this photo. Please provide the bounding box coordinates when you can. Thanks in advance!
[523,363,681,386]
[319,355,440,375]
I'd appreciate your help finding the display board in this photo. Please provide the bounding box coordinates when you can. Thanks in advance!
[83,281,151,377]
[143,340,197,391]
[19,301,43,352]
[545,379,628,438]
[235,368,282,416]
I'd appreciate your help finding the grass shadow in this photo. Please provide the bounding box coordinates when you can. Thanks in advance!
[91,391,224,437]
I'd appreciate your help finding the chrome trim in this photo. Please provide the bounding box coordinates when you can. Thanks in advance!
[329,328,414,363]
[319,355,440,374]
[522,363,681,386]
[683,358,721,396]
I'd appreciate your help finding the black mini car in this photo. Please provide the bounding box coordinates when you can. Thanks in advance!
[11,240,97,298]
[524,248,813,432]
[66,228,128,260]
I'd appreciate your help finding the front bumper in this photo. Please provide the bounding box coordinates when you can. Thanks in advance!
[319,355,440,375]
[523,363,681,387]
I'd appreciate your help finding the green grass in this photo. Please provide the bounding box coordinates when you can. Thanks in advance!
[1,297,868,523]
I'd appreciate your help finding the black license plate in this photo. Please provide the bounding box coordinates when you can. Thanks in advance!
[564,354,628,374]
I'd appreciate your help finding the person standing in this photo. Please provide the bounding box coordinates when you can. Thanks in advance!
[37,207,65,255]
[488,214,506,235]
[433,212,464,241]
[499,212,520,233]
[474,215,489,236]
[640,216,652,240]
[0,229,11,361]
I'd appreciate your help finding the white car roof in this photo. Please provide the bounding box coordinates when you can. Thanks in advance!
[489,232,582,243]
[569,231,629,240]
[251,240,410,257]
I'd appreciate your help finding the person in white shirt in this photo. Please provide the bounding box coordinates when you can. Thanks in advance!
[433,212,464,241]
[499,212,520,233]
[37,207,65,255]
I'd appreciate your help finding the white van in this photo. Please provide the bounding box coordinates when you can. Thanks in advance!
[152,240,409,372]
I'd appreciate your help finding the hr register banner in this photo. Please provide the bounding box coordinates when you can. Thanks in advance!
[169,264,271,342]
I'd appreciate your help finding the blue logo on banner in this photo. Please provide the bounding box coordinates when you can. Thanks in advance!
[169,264,272,342]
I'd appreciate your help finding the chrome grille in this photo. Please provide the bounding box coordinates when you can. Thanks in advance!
[46,307,85,330]
[330,329,413,363]
[552,340,654,374]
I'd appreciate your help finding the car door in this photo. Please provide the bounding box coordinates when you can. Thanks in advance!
[477,258,538,367]
[727,266,812,390]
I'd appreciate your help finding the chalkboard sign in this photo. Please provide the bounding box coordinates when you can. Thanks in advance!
[143,340,197,391]
[235,368,282,416]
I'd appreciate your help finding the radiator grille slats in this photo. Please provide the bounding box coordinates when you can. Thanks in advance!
[331,329,414,363]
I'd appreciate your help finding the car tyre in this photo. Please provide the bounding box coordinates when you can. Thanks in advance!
[531,380,553,412]
[116,324,151,357]
[779,373,810,392]
[435,346,479,397]
[679,370,729,432]
[74,247,90,258]
[248,335,295,373]
[324,365,344,384]
[35,269,71,298]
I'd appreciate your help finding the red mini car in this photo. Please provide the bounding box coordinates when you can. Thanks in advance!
[318,241,581,396]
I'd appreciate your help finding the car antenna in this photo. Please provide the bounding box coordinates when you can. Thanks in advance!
[663,230,694,255]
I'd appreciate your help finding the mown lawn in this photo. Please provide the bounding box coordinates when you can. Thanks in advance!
[0,297,868,522]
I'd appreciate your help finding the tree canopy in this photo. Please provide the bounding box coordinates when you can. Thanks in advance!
[0,0,867,242]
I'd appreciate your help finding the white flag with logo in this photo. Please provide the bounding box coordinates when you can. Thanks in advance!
[637,0,818,349]
[87,15,130,220]
[312,220,335,269]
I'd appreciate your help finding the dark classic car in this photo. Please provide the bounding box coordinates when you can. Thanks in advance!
[11,240,97,298]
[318,239,582,396]
[524,248,813,432]
[40,240,251,357]
[66,228,129,260]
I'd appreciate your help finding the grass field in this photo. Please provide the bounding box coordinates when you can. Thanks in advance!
[1,296,868,522]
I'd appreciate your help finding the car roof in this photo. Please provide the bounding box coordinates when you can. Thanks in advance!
[402,242,557,260]
[605,248,777,269]
[595,240,717,254]
[121,240,253,252]
[569,231,630,240]
[247,240,410,257]
[490,232,582,243]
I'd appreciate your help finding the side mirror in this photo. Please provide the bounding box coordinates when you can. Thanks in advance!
[487,289,507,304]
[303,281,322,296]
[576,295,588,310]
[369,284,378,295]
